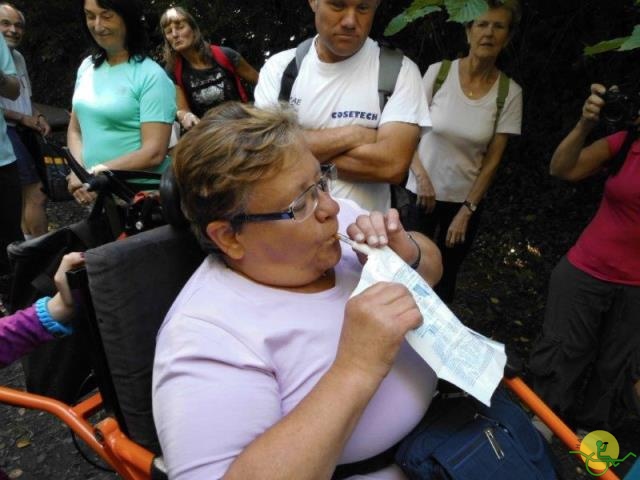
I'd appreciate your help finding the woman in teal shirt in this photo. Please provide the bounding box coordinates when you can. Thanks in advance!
[66,0,176,205]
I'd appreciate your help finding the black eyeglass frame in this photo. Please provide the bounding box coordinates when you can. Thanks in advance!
[229,164,336,226]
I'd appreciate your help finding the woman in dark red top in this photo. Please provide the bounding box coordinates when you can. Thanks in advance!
[530,83,640,431]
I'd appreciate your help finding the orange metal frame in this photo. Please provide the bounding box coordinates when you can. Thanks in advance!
[0,386,155,480]
[505,377,620,480]
[0,378,621,479]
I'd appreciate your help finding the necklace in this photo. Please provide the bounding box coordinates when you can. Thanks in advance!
[462,57,498,99]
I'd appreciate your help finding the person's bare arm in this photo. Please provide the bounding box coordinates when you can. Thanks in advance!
[67,111,84,165]
[410,152,436,212]
[3,108,23,124]
[444,133,509,248]
[236,57,259,85]
[225,281,422,480]
[47,252,85,322]
[225,358,378,479]
[66,110,96,204]
[0,70,19,100]
[330,121,420,185]
[175,85,199,130]
[66,118,171,203]
[464,133,509,207]
[549,84,612,182]
[4,107,50,136]
[347,209,443,287]
[95,122,172,171]
[303,125,377,162]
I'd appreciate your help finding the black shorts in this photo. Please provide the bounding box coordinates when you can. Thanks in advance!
[7,125,40,186]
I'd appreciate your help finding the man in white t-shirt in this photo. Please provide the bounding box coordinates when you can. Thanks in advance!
[255,0,430,212]
[0,3,51,239]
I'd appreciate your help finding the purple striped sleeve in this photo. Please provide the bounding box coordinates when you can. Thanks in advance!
[0,305,54,368]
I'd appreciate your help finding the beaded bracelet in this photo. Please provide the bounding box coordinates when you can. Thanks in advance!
[407,233,421,270]
[35,296,74,338]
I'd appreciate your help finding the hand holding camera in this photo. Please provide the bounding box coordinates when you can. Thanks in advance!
[584,83,640,129]
[580,83,607,125]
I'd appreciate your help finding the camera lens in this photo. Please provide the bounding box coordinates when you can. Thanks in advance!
[601,91,631,125]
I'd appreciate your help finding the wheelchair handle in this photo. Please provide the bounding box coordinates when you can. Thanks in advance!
[85,174,109,193]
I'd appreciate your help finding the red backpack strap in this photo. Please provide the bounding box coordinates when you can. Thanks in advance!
[173,54,185,90]
[210,44,249,103]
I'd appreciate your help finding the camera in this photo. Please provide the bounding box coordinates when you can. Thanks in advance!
[600,88,640,128]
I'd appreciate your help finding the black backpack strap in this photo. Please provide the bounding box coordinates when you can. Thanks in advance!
[278,37,314,102]
[378,45,403,111]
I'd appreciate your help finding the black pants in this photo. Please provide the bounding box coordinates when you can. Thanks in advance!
[529,257,640,430]
[0,161,23,275]
[411,200,483,304]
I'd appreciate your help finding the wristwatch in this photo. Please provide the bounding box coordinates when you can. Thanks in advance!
[463,200,478,213]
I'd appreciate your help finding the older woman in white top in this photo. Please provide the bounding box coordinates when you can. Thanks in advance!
[407,0,523,303]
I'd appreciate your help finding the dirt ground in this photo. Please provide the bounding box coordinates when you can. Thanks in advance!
[1,199,639,479]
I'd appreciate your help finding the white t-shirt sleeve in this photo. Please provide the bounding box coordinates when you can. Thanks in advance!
[254,49,296,108]
[380,56,431,128]
[153,318,281,480]
[496,79,523,135]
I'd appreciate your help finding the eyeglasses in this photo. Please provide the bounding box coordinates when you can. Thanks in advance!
[230,164,336,225]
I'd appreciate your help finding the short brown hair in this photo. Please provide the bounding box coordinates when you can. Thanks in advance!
[173,102,302,254]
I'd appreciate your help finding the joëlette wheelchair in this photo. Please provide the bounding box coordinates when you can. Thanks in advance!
[0,158,623,479]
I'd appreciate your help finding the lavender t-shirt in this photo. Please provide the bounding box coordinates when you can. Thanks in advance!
[152,199,437,479]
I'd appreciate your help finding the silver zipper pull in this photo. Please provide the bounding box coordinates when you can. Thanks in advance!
[484,427,505,460]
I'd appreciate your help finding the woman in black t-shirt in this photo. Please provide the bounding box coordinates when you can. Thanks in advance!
[160,7,258,130]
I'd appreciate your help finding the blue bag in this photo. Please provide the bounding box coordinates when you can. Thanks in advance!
[395,386,557,479]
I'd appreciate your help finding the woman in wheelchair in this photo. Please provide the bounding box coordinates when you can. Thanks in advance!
[0,252,83,368]
[152,102,442,479]
[66,0,176,206]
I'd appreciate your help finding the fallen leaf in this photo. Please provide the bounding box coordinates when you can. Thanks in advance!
[16,438,31,448]
[8,469,23,479]
[490,297,500,304]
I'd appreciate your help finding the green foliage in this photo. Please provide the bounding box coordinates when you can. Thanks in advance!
[584,0,640,57]
[619,24,640,50]
[385,1,441,37]
[445,0,490,23]
[384,0,492,36]
[584,24,640,55]
[584,36,629,55]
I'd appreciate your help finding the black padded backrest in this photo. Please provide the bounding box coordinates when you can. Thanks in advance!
[159,166,189,229]
[85,225,206,453]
